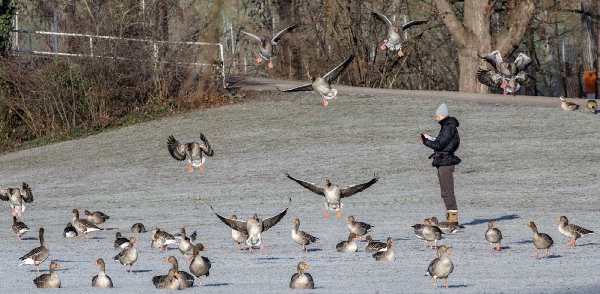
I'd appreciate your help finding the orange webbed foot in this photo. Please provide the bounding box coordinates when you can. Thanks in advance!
[336,210,342,218]
[397,50,404,57]
[256,56,263,63]
[323,210,330,218]
[200,165,205,171]
[188,165,194,173]
[268,61,274,68]
[323,99,328,107]
[11,211,16,217]
[380,43,386,50]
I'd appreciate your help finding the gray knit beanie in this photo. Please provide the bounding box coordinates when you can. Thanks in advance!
[436,103,449,116]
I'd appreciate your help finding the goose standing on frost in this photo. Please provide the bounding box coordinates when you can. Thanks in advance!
[114,232,129,249]
[72,209,100,240]
[131,222,146,233]
[371,12,426,57]
[430,216,464,234]
[373,237,396,261]
[92,258,113,288]
[63,222,77,238]
[12,216,29,240]
[485,221,502,252]
[426,245,453,289]
[0,182,33,217]
[228,215,248,250]
[33,261,61,288]
[289,262,314,289]
[165,255,195,288]
[527,221,553,259]
[557,216,593,247]
[84,210,110,230]
[189,243,211,286]
[346,215,373,239]
[587,100,597,114]
[114,237,139,273]
[167,133,214,173]
[365,235,387,253]
[280,55,355,106]
[178,228,196,264]
[291,218,318,252]
[152,228,177,251]
[336,233,359,253]
[19,227,49,272]
[560,96,580,111]
[412,221,426,240]
[241,25,298,68]
[153,268,180,290]
[285,173,379,218]
[476,50,534,96]
[422,219,443,249]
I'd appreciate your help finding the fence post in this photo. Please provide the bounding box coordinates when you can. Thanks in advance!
[53,14,59,56]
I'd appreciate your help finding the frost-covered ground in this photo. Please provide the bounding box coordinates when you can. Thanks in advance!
[0,78,598,293]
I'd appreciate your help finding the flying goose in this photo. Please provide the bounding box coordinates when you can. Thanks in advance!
[92,258,113,288]
[167,133,214,173]
[165,256,195,288]
[114,232,130,249]
[0,182,33,217]
[373,237,395,261]
[557,216,593,247]
[153,268,180,290]
[430,216,464,234]
[228,215,249,250]
[336,232,359,253]
[83,210,110,230]
[426,245,454,289]
[114,237,139,273]
[12,216,29,240]
[241,25,298,68]
[560,96,580,111]
[476,50,534,96]
[19,227,49,273]
[72,209,100,240]
[485,221,503,252]
[587,100,597,114]
[152,228,177,251]
[63,222,77,238]
[211,198,290,252]
[346,215,374,238]
[178,228,196,264]
[280,54,355,106]
[189,243,211,286]
[371,12,426,57]
[285,173,379,218]
[131,222,146,233]
[291,218,318,252]
[527,221,553,259]
[33,261,61,288]
[365,235,388,253]
[289,262,314,289]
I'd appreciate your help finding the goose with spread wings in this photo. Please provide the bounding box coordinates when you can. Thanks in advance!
[476,50,535,96]
[371,12,426,57]
[167,133,214,173]
[280,54,355,106]
[211,198,290,252]
[241,25,298,68]
[285,173,379,218]
[0,182,33,217]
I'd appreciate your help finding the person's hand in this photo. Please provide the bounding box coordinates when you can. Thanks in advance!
[419,133,426,142]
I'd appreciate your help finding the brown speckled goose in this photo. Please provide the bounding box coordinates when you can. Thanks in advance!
[114,237,139,273]
[365,235,387,253]
[560,96,579,111]
[527,221,553,259]
[84,210,110,230]
[152,228,177,251]
[373,237,395,261]
[430,217,464,234]
[289,262,314,289]
[426,245,453,289]
[153,268,180,290]
[72,209,100,240]
[229,215,249,250]
[587,100,597,114]
[12,216,29,240]
[211,198,290,252]
[241,25,298,68]
[422,219,443,249]
[114,232,129,249]
[165,256,194,288]
[19,227,49,272]
[178,228,196,264]
[0,182,33,217]
[33,261,61,288]
[280,55,356,106]
[286,173,379,218]
[131,223,146,233]
[291,218,318,252]
[63,222,77,238]
[557,216,593,247]
[336,233,359,253]
[371,12,426,57]
[92,258,113,288]
[167,133,214,173]
[189,243,211,286]
[485,221,502,252]
[346,216,374,239]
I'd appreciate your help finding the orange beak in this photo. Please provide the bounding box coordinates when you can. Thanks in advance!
[163,258,170,262]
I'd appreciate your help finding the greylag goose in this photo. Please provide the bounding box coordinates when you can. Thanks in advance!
[412,222,426,240]
[167,133,214,173]
[92,258,113,288]
[560,96,580,111]
[476,50,534,96]
[0,182,33,217]
[178,228,195,264]
[426,245,453,289]
[373,237,395,261]
[114,237,139,273]
[587,100,597,114]
[33,261,61,288]
[131,222,146,233]
[422,219,443,249]
[165,256,195,288]
[228,215,249,250]
[211,198,290,252]
[336,233,359,253]
[371,12,426,57]
[153,268,180,290]
[19,227,49,272]
[241,25,298,68]
[346,215,374,239]
[12,215,29,240]
[289,262,314,289]
[430,216,464,234]
[291,218,318,252]
[72,209,100,240]
[527,221,553,259]
[365,235,387,253]
[152,228,177,251]
[485,221,502,252]
[83,210,110,230]
[114,232,129,249]
[285,173,379,218]
[280,55,355,106]
[189,243,211,286]
[557,216,593,247]
[63,222,77,238]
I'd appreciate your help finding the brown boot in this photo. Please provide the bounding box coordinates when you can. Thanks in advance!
[446,210,458,225]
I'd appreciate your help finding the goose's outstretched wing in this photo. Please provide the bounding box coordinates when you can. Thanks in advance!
[339,174,380,198]
[167,135,187,161]
[279,83,314,92]
[401,20,427,30]
[285,173,325,196]
[371,12,394,27]
[271,25,298,45]
[515,71,535,87]
[211,206,248,233]
[514,53,533,72]
[476,69,503,89]
[261,198,291,232]
[199,133,214,156]
[241,31,263,42]
[482,50,503,70]
[323,54,355,82]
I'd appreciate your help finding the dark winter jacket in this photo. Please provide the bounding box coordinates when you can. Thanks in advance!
[423,116,461,167]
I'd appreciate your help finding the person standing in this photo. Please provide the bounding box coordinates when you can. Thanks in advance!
[420,103,461,225]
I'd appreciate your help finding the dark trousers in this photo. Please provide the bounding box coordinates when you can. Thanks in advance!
[437,165,457,210]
